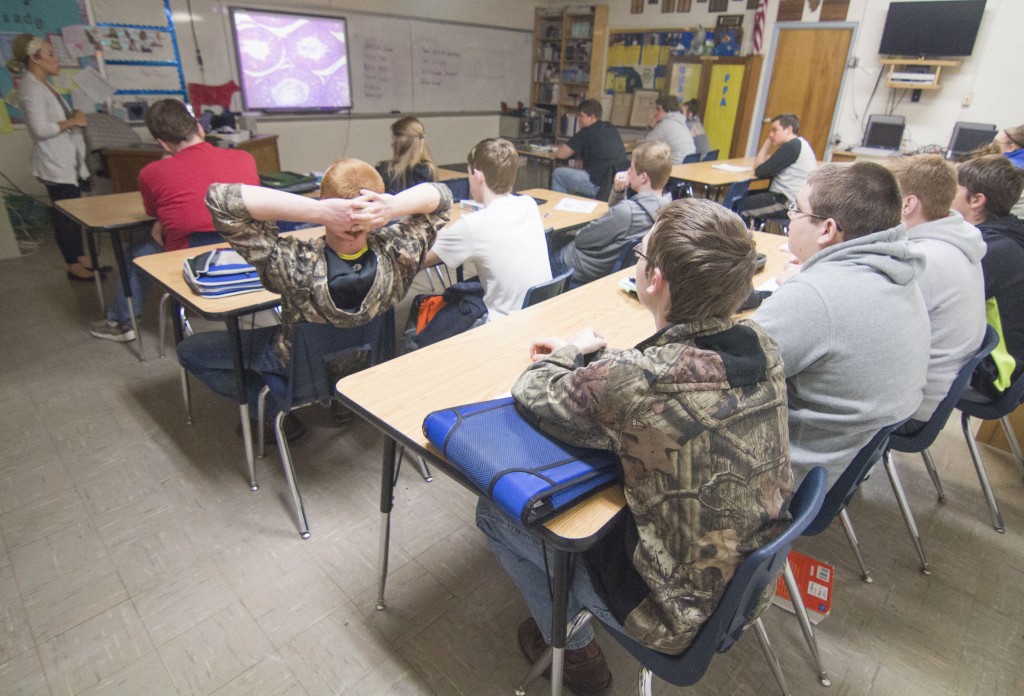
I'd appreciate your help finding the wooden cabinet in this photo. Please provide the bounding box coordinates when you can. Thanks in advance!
[103,134,281,193]
[531,5,608,140]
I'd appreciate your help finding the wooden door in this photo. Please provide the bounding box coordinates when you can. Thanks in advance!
[758,26,853,159]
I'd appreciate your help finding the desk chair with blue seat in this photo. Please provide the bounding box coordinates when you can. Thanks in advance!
[700,149,720,162]
[721,180,752,213]
[955,347,1024,532]
[782,423,904,686]
[884,327,998,559]
[516,467,828,696]
[255,312,395,538]
[523,268,574,308]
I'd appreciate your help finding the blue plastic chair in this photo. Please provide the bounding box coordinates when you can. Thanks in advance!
[681,152,701,164]
[443,177,470,202]
[700,149,720,162]
[590,468,828,696]
[610,237,642,273]
[955,333,1024,532]
[885,326,999,559]
[522,268,574,308]
[721,180,752,213]
[256,311,396,538]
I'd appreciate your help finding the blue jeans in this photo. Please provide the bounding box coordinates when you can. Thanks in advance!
[475,498,628,650]
[176,325,287,417]
[551,167,599,199]
[107,234,162,325]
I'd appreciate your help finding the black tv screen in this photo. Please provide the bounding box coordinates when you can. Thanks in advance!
[878,0,987,57]
[230,7,352,112]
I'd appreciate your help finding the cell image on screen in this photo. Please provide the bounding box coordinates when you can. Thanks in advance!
[231,8,351,112]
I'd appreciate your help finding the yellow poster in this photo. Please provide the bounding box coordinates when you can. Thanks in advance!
[704,64,746,156]
[0,101,11,135]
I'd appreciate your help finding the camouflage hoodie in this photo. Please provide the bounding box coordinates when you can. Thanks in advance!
[206,182,451,365]
[512,318,792,654]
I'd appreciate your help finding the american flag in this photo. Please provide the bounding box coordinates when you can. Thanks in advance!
[753,0,767,54]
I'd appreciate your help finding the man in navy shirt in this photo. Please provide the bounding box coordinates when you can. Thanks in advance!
[551,99,628,199]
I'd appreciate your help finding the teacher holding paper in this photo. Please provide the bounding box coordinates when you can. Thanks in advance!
[7,34,96,281]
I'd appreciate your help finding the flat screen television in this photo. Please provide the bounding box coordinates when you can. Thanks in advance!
[878,0,987,58]
[230,7,352,113]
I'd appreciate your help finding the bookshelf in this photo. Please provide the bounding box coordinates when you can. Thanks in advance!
[531,5,608,140]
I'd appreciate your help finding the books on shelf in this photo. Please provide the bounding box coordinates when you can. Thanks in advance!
[772,550,835,624]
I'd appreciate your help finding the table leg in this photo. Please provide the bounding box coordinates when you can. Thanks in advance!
[549,550,569,696]
[83,227,105,315]
[227,317,257,491]
[376,437,397,610]
[170,298,193,424]
[109,228,145,362]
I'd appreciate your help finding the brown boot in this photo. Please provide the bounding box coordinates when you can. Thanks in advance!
[517,617,612,695]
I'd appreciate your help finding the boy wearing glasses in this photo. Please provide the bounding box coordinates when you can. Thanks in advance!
[754,162,930,486]
[477,199,792,691]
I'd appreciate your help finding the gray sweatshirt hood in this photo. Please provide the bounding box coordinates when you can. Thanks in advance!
[801,223,924,287]
[662,111,688,128]
[907,210,987,264]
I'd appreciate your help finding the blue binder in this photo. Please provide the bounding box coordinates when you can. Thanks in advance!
[422,396,620,526]
[182,248,263,298]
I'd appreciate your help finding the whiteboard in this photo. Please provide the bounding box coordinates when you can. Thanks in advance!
[347,14,531,114]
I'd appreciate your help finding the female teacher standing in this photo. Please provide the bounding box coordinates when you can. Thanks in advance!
[6,34,95,281]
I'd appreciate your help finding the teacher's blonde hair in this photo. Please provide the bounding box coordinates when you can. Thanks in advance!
[5,34,46,75]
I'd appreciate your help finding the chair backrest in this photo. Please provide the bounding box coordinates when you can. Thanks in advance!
[890,326,998,453]
[610,237,641,273]
[803,423,904,536]
[957,334,1024,421]
[721,180,752,212]
[701,149,720,162]
[263,310,396,410]
[522,268,574,308]
[444,177,470,202]
[595,157,633,202]
[682,153,701,164]
[600,467,828,688]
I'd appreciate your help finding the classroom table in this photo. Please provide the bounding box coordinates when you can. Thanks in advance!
[56,192,154,360]
[670,155,761,189]
[131,188,607,503]
[435,167,468,181]
[334,231,789,696]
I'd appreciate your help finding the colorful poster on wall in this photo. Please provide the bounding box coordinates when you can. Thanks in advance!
[0,0,90,124]
[704,63,745,156]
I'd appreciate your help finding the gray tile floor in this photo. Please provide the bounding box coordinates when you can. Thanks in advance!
[2,235,1023,696]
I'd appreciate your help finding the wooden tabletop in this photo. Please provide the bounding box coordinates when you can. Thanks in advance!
[517,147,563,161]
[670,156,761,187]
[336,231,790,539]
[436,168,467,181]
[56,192,152,230]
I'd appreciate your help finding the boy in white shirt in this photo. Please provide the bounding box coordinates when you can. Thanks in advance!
[421,138,552,321]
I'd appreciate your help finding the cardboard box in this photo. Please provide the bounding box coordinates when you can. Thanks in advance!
[610,92,634,127]
[629,89,659,128]
[772,550,835,624]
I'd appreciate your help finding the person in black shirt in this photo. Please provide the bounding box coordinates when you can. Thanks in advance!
[552,99,628,199]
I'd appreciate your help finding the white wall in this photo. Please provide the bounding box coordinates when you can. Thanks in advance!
[831,0,1023,152]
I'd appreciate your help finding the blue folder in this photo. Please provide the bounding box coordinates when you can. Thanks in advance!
[423,396,620,526]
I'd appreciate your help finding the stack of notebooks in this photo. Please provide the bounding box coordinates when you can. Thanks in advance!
[183,248,263,298]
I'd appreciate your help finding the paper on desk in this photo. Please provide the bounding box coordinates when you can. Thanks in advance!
[712,163,752,173]
[756,277,779,292]
[554,198,599,214]
[73,67,116,103]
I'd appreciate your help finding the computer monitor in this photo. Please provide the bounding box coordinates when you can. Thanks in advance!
[946,122,997,160]
[862,114,906,151]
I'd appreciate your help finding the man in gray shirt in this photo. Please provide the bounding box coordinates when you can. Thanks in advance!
[754,162,930,486]
[551,140,672,286]
[642,96,695,164]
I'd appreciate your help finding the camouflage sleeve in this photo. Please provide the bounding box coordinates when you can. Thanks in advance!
[512,345,649,453]
[204,182,309,296]
[371,182,453,299]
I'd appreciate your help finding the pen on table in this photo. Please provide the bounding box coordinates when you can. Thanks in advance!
[543,213,550,218]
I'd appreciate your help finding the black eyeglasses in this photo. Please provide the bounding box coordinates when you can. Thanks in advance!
[787,201,829,222]
[632,243,648,262]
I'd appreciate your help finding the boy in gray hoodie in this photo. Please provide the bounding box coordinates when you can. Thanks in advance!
[754,162,930,486]
[888,155,987,426]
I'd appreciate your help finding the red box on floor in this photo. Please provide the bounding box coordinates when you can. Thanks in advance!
[771,550,834,624]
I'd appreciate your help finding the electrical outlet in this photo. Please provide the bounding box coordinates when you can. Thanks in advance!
[847,56,859,69]
[962,91,973,107]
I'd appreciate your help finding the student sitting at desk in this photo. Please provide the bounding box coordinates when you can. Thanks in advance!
[177,161,451,439]
[90,98,260,343]
[375,116,438,194]
[682,99,711,156]
[420,138,550,322]
[640,96,695,164]
[550,140,672,287]
[736,112,817,223]
[551,99,628,200]
[477,199,792,692]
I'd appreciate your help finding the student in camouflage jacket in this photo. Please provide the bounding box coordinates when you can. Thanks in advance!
[177,160,451,418]
[476,199,792,686]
